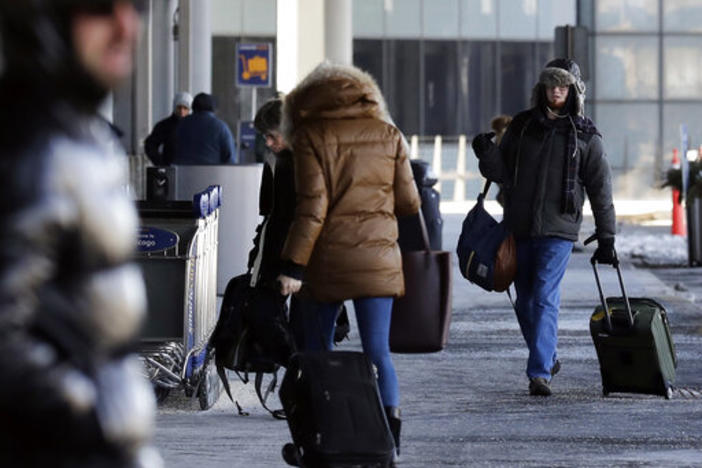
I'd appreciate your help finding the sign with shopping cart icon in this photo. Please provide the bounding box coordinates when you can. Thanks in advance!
[236,42,272,87]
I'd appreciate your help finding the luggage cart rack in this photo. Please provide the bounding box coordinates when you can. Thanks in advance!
[136,186,223,410]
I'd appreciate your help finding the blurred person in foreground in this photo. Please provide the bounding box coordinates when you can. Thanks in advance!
[277,62,420,461]
[472,59,616,397]
[144,91,193,166]
[0,1,161,467]
[173,92,237,165]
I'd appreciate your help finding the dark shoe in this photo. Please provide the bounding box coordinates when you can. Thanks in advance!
[529,377,552,396]
[550,360,561,377]
[385,406,401,462]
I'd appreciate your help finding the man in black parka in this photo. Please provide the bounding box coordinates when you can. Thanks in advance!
[472,58,617,397]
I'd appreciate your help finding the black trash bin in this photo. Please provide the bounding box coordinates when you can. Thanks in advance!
[686,197,702,266]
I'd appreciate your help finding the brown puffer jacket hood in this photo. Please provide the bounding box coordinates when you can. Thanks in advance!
[282,61,394,142]
[281,62,420,302]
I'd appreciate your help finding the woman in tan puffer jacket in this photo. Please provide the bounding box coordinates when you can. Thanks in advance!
[277,62,420,458]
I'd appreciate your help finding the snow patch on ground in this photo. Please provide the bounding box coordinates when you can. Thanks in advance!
[616,231,688,266]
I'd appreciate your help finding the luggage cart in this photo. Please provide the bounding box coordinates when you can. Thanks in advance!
[137,186,222,410]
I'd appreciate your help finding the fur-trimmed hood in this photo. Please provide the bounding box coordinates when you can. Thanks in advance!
[282,62,392,142]
[530,58,586,117]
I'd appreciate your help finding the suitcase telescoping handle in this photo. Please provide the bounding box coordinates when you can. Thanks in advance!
[584,234,634,331]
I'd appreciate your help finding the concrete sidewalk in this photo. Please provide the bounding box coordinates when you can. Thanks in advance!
[154,214,702,467]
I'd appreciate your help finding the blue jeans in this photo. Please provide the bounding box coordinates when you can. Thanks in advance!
[514,237,573,380]
[302,296,399,408]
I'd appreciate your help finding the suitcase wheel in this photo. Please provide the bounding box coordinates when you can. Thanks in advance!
[665,386,673,400]
[282,443,300,466]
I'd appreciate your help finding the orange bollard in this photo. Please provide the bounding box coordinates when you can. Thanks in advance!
[672,149,686,236]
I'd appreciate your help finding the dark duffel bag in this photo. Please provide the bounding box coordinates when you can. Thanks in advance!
[279,351,395,467]
[589,259,677,399]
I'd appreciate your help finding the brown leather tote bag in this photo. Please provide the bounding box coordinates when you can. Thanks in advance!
[390,211,453,353]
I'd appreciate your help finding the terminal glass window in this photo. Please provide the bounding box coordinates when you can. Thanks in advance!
[537,0,577,40]
[353,0,384,38]
[457,41,497,136]
[497,0,538,40]
[424,41,459,135]
[385,0,422,38]
[596,102,658,196]
[663,0,702,33]
[423,0,460,38]
[663,104,702,157]
[386,40,421,135]
[595,36,658,99]
[500,42,540,116]
[460,0,497,39]
[663,36,702,99]
[595,0,658,32]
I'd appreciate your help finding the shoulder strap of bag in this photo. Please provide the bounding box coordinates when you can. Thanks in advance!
[481,180,492,198]
[417,208,431,253]
[217,364,249,416]
[254,370,286,420]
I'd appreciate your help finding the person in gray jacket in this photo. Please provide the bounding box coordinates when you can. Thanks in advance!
[472,58,616,397]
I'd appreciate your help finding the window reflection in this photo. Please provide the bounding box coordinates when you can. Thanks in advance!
[596,0,658,32]
[424,41,459,135]
[596,103,659,196]
[595,36,658,99]
[664,37,702,99]
[664,0,702,32]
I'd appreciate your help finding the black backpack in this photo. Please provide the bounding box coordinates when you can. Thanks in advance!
[209,274,296,419]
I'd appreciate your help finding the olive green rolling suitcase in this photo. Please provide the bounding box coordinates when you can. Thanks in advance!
[589,260,677,399]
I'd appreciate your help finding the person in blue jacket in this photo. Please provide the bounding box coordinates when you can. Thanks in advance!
[174,92,237,165]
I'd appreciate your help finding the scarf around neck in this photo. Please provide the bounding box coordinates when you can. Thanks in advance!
[538,109,600,214]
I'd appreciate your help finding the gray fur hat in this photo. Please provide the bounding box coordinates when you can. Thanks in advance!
[531,58,586,116]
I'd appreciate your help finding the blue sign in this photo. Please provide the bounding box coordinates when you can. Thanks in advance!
[137,227,179,253]
[236,43,272,87]
[238,120,258,163]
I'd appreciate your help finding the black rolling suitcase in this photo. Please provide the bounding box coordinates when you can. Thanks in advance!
[279,351,395,467]
[589,259,677,399]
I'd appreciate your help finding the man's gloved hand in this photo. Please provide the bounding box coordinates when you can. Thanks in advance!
[471,132,496,158]
[592,237,617,265]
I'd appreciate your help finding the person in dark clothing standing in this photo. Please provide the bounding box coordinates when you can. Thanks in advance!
[174,92,237,165]
[144,91,192,165]
[250,98,296,287]
[472,58,617,397]
[249,98,305,347]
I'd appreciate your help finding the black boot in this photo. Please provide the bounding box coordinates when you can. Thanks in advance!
[385,406,402,461]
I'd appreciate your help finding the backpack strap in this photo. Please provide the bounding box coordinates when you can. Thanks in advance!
[217,364,249,416]
[254,369,286,420]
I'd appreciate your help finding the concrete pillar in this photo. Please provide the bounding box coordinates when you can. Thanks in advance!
[324,0,352,65]
[152,0,177,121]
[134,1,153,154]
[178,0,211,95]
[277,0,325,94]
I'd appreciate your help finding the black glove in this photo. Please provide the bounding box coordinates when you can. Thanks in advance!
[471,132,496,158]
[592,237,617,265]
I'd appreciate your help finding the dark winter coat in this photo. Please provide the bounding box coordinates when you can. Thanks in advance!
[144,113,181,165]
[280,63,421,302]
[174,111,237,165]
[250,149,296,286]
[478,107,615,242]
